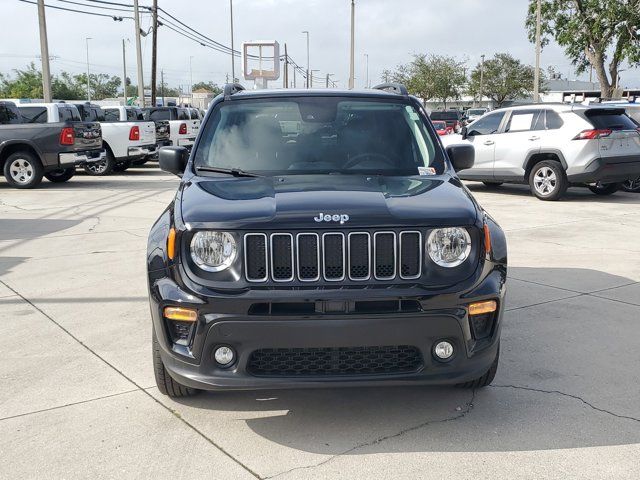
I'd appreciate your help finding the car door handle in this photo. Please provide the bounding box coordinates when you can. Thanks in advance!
[528,136,540,141]
[483,140,494,146]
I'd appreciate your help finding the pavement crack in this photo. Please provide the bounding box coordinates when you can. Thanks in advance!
[265,389,477,479]
[491,384,640,424]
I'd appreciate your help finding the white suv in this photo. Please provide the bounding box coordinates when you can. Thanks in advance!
[447,104,640,200]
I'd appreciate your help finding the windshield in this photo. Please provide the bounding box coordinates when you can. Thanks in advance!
[432,121,446,129]
[193,97,442,176]
[430,111,460,121]
[467,109,486,116]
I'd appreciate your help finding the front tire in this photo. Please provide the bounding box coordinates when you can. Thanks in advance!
[622,177,640,193]
[457,344,499,389]
[152,328,198,398]
[45,168,75,183]
[112,160,131,172]
[588,182,621,196]
[3,151,44,189]
[529,160,568,201]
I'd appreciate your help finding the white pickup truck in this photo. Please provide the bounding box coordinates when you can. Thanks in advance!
[142,107,199,151]
[75,104,157,175]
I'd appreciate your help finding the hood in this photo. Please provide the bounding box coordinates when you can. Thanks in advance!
[179,174,479,230]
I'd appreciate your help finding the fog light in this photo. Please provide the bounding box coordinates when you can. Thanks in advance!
[214,346,235,366]
[434,341,454,360]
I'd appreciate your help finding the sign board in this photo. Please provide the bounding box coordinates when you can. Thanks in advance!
[242,41,280,88]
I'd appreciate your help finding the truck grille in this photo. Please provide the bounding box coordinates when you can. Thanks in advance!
[244,231,422,283]
[247,345,423,377]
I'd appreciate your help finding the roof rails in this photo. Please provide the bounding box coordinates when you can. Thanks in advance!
[372,83,408,96]
[223,83,245,100]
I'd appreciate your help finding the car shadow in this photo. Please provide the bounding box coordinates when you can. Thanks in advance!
[162,266,640,455]
[464,181,640,203]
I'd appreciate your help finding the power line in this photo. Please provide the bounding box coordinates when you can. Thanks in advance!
[17,0,131,20]
[54,0,134,12]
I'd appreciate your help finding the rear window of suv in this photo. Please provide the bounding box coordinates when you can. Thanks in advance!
[18,106,48,123]
[586,109,638,130]
[194,97,443,176]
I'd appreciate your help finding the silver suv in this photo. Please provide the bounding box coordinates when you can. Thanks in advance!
[451,104,640,200]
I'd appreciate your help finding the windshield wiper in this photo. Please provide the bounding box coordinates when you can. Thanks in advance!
[195,166,262,177]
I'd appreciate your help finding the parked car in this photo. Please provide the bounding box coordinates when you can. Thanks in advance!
[432,120,453,136]
[603,101,640,193]
[1,101,104,188]
[142,107,198,151]
[77,105,157,174]
[148,83,507,398]
[445,104,640,200]
[465,108,489,123]
[430,110,464,133]
[75,103,157,173]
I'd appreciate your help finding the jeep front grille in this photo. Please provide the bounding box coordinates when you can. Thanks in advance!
[244,230,422,283]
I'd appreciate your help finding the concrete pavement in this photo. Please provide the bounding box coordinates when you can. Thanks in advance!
[1,169,638,479]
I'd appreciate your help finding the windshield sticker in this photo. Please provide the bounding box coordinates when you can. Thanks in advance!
[418,167,436,176]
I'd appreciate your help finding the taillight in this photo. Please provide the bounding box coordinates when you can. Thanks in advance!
[573,128,612,140]
[59,127,75,145]
[129,125,140,141]
[179,123,187,135]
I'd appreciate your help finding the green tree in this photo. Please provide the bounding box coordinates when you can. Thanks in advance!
[526,0,640,98]
[467,53,542,107]
[52,72,84,100]
[0,63,43,98]
[191,81,222,95]
[73,73,121,100]
[383,54,466,108]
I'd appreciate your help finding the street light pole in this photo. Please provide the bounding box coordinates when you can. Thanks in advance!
[533,0,542,102]
[479,54,485,107]
[349,0,355,89]
[364,53,369,88]
[189,56,194,105]
[85,37,92,102]
[122,39,127,105]
[37,0,52,102]
[133,0,145,107]
[230,0,235,82]
[302,31,310,88]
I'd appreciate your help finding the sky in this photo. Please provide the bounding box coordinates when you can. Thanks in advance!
[1,0,638,91]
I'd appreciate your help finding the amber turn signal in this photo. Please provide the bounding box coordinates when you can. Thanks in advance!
[163,306,198,322]
[483,224,492,255]
[468,300,497,316]
[167,227,176,260]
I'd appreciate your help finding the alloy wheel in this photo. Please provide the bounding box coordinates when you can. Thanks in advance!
[8,158,34,185]
[533,166,557,196]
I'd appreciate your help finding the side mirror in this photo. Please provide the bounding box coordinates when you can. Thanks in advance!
[460,126,469,140]
[159,146,188,176]
[446,144,475,172]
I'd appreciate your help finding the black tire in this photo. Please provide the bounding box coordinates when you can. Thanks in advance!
[483,181,503,188]
[83,148,115,176]
[622,177,640,193]
[528,160,568,201]
[112,160,131,172]
[45,168,75,183]
[457,344,500,389]
[152,328,198,398]
[588,182,621,195]
[3,150,44,189]
[131,158,148,167]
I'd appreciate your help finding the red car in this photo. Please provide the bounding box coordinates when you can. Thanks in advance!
[432,120,453,136]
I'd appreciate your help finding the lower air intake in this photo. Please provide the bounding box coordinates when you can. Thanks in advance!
[247,345,423,377]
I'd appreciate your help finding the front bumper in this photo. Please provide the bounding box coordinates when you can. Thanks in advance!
[59,149,106,168]
[149,264,506,391]
[567,154,640,183]
[127,144,158,159]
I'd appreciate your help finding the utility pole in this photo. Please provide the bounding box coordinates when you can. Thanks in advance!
[533,0,542,102]
[293,67,296,88]
[151,0,158,106]
[161,69,165,106]
[326,73,334,88]
[85,37,92,102]
[283,43,288,88]
[37,0,52,102]
[302,31,310,88]
[479,54,485,107]
[133,0,145,107]
[364,53,369,88]
[122,39,128,105]
[349,0,355,89]
[189,56,194,106]
[230,0,235,82]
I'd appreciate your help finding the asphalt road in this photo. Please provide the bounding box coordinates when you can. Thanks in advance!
[1,167,639,479]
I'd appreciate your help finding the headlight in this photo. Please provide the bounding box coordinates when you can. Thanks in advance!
[190,231,237,272]
[427,227,471,267]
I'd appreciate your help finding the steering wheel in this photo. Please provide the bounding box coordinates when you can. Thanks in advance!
[343,152,395,170]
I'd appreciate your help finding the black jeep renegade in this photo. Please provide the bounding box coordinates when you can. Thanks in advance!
[147,83,507,397]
